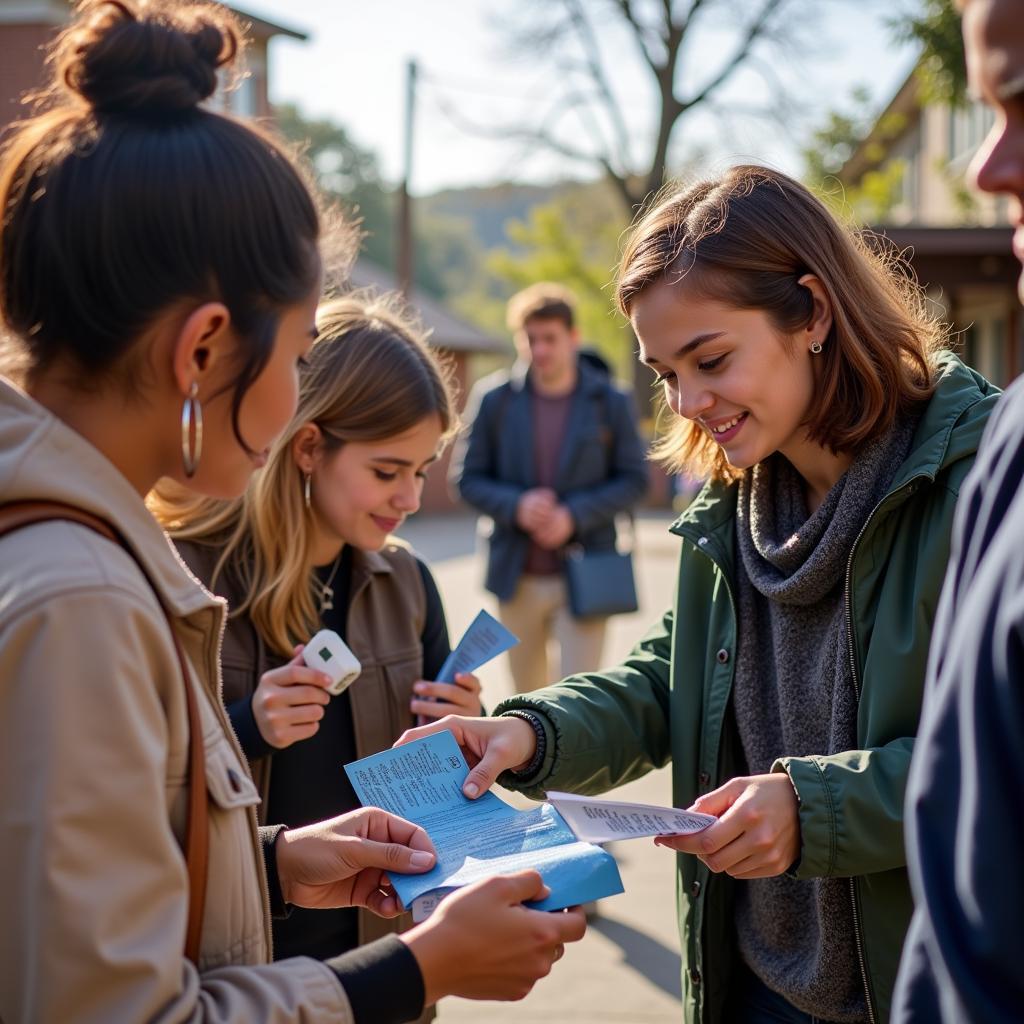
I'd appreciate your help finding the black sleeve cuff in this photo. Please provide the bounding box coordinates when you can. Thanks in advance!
[498,710,546,780]
[327,934,425,1024]
[259,824,292,919]
[228,695,277,761]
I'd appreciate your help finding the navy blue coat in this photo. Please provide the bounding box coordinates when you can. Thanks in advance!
[893,374,1024,1023]
[450,357,648,601]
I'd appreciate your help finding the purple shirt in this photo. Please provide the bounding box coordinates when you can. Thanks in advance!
[524,389,573,575]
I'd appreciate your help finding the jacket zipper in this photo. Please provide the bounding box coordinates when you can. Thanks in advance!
[680,529,738,1024]
[682,471,925,1024]
[211,604,276,959]
[842,474,925,1024]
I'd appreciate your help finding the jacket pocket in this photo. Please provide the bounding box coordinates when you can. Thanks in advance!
[382,652,422,745]
[197,733,267,967]
[204,732,261,810]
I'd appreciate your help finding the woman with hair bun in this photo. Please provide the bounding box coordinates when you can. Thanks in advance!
[0,3,584,1023]
[154,291,484,1009]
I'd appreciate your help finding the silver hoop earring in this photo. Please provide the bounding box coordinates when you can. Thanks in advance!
[810,341,823,354]
[304,473,312,510]
[181,382,203,478]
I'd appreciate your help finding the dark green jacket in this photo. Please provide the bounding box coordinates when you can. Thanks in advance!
[496,355,998,1024]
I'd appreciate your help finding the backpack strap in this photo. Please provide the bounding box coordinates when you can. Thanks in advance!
[0,500,208,964]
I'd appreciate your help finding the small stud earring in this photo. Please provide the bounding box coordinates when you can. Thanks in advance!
[810,340,823,354]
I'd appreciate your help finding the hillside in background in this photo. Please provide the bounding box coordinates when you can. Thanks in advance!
[413,176,634,378]
[275,103,637,380]
[418,181,571,251]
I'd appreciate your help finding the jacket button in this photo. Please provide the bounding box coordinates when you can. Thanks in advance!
[227,768,243,794]
[697,536,709,546]
[690,880,701,898]
[690,968,702,986]
[716,648,730,664]
[699,771,711,787]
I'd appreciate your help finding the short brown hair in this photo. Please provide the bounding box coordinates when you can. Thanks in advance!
[506,282,577,332]
[617,165,944,481]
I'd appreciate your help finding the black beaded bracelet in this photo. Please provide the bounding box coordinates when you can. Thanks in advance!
[500,710,547,779]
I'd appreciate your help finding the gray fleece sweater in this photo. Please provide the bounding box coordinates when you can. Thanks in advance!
[731,418,915,1022]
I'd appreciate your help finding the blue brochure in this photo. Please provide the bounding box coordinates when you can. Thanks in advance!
[434,609,518,683]
[344,730,624,915]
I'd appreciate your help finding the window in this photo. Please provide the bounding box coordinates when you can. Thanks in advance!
[948,100,996,165]
[959,294,1013,386]
[233,73,257,119]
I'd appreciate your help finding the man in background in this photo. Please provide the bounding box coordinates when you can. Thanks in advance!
[894,1,1024,1019]
[451,283,647,692]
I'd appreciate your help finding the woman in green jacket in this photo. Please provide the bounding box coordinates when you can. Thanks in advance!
[400,166,999,1024]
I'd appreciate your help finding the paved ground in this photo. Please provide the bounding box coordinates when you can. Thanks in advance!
[395,512,686,1023]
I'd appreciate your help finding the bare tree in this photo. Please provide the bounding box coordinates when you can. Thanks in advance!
[438,0,822,215]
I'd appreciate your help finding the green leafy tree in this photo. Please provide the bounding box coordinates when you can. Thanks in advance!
[275,102,394,271]
[891,1,966,106]
[803,87,876,185]
[481,180,632,378]
[275,103,486,301]
[802,86,910,224]
[804,3,973,225]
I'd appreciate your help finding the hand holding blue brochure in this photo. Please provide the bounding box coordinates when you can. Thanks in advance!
[416,608,518,726]
[344,730,624,918]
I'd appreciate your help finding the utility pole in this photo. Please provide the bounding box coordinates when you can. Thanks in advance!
[396,58,417,298]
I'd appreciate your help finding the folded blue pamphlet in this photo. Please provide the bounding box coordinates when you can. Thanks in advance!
[434,608,518,683]
[344,730,624,917]
[415,608,519,726]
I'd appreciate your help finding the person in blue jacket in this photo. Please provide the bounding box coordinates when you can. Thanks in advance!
[893,0,1024,1020]
[451,283,648,692]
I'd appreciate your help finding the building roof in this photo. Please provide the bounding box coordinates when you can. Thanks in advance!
[346,259,508,355]
[0,1,307,40]
[838,67,920,185]
[230,5,307,41]
[866,225,1013,256]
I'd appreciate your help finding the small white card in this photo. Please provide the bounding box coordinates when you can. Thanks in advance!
[303,628,361,696]
[545,791,716,844]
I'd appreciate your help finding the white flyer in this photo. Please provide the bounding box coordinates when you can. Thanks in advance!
[545,791,716,844]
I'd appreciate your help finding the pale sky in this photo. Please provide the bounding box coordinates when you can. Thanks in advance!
[242,0,918,195]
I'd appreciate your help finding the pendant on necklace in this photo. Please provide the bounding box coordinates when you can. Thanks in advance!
[319,585,334,614]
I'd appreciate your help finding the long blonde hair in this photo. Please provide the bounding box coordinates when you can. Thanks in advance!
[152,291,459,655]
[617,165,945,482]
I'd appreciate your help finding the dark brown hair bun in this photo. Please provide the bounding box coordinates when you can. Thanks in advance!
[57,0,240,115]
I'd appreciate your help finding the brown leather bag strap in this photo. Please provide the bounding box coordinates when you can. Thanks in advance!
[0,500,209,964]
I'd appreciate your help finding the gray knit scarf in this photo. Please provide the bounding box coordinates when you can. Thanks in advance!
[731,416,916,1023]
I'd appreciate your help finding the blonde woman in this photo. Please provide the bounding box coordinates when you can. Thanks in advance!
[154,293,482,980]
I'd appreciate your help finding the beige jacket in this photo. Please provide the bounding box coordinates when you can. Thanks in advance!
[0,379,354,1023]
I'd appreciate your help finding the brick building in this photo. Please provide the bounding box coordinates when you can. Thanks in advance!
[0,1,307,130]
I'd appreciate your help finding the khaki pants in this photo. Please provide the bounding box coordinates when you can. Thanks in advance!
[498,574,608,693]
